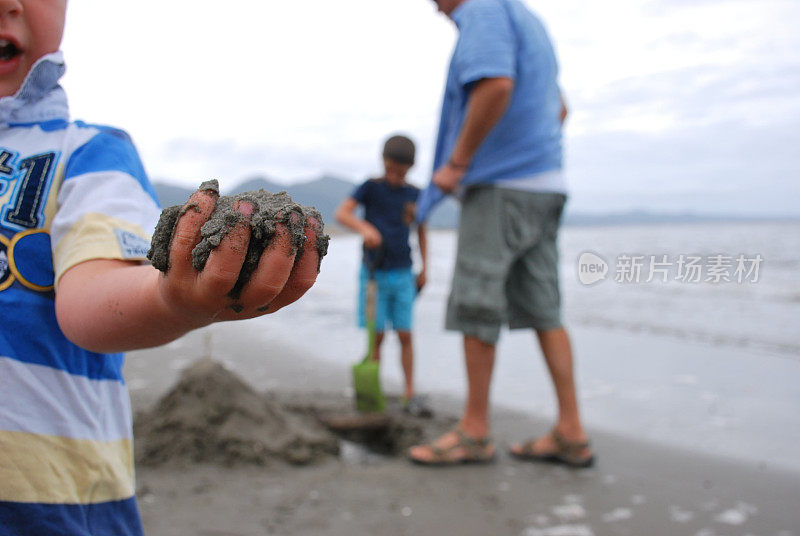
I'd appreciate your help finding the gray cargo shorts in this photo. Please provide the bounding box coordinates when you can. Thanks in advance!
[445,185,567,344]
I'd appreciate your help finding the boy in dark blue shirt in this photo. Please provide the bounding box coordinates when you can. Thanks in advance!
[335,135,431,417]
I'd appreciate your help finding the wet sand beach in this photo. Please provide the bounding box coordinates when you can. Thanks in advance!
[126,322,800,536]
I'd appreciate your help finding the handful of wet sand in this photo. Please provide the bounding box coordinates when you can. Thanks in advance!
[147,180,329,298]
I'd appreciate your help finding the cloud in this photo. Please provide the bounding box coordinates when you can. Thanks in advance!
[147,128,439,191]
[566,116,800,215]
[60,0,800,216]
[571,58,800,135]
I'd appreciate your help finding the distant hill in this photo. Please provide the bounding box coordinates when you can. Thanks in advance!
[152,182,195,209]
[560,210,793,226]
[226,176,285,195]
[152,175,461,228]
[152,177,791,230]
[225,174,355,228]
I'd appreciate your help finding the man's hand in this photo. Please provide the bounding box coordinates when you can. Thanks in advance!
[433,162,467,194]
[361,224,383,249]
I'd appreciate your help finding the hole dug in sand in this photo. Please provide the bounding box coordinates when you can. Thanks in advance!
[316,405,434,457]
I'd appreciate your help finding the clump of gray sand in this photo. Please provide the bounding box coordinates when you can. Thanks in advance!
[133,359,339,467]
[147,179,330,298]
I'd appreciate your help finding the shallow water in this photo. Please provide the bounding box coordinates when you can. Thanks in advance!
[262,221,800,470]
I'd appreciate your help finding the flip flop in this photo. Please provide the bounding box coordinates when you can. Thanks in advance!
[510,429,595,468]
[408,428,495,466]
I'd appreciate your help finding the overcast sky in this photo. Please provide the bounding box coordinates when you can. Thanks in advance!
[60,0,800,216]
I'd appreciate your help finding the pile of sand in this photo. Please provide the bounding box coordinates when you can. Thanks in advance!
[134,359,339,467]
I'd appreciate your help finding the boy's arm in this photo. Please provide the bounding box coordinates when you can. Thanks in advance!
[335,197,382,248]
[416,223,428,292]
[55,189,320,353]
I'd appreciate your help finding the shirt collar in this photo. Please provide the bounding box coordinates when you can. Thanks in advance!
[0,51,69,125]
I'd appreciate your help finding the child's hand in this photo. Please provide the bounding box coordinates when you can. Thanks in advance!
[55,185,323,353]
[157,188,320,328]
[416,271,427,293]
[361,224,383,249]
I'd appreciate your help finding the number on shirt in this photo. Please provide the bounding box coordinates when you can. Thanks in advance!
[2,152,57,230]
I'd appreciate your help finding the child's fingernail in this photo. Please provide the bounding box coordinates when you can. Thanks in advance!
[306,216,322,232]
[235,201,254,216]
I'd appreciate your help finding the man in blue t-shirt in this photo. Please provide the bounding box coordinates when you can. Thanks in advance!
[335,135,432,417]
[409,0,593,467]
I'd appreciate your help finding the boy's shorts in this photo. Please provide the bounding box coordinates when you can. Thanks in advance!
[445,186,567,345]
[358,265,416,332]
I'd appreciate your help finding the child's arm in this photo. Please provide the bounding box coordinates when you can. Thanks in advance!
[335,197,381,248]
[55,188,320,353]
[416,223,428,292]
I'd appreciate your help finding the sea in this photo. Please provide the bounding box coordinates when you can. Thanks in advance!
[258,220,800,471]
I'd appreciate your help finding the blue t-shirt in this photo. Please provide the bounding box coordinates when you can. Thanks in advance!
[351,178,419,270]
[418,0,564,221]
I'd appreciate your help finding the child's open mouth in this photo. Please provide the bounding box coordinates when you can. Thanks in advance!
[0,39,21,62]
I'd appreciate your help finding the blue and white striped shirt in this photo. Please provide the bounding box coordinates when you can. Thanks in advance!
[0,52,160,536]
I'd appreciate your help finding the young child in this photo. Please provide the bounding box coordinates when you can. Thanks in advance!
[335,134,432,417]
[0,3,322,534]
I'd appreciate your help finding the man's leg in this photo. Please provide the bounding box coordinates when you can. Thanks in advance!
[538,327,586,440]
[460,335,496,438]
[396,331,414,399]
[510,326,591,459]
[408,188,503,463]
[498,192,591,460]
[407,334,496,462]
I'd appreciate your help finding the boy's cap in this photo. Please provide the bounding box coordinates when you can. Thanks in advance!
[383,135,415,165]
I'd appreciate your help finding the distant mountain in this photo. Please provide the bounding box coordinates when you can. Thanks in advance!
[560,210,790,226]
[223,174,356,228]
[152,177,290,210]
[153,178,787,230]
[152,175,373,229]
[152,182,195,209]
[229,175,460,228]
[226,176,285,195]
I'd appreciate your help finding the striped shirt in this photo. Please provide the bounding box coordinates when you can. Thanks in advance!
[0,52,160,535]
